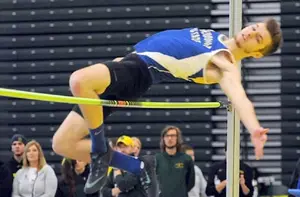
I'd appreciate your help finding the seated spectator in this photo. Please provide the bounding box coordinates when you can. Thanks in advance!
[132,137,142,157]
[12,140,57,197]
[205,144,253,197]
[56,158,99,197]
[0,160,12,197]
[182,144,207,197]
[102,135,147,197]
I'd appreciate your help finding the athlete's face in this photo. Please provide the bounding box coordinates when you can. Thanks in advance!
[234,22,272,58]
[164,129,178,149]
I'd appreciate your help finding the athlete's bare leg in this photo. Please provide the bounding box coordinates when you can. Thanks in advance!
[54,57,151,193]
[69,59,126,193]
[69,63,110,129]
[52,58,123,163]
[52,111,91,163]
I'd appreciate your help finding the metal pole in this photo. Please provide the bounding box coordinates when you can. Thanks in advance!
[227,0,243,197]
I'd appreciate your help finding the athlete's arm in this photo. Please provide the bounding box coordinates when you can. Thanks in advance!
[210,53,260,134]
[210,52,268,160]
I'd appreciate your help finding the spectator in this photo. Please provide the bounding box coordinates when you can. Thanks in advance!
[1,134,27,197]
[252,167,266,197]
[109,138,118,150]
[205,144,254,197]
[288,157,300,197]
[7,134,27,178]
[155,126,195,197]
[56,158,99,197]
[182,144,207,197]
[102,135,147,197]
[0,160,13,197]
[12,140,57,197]
[132,137,142,157]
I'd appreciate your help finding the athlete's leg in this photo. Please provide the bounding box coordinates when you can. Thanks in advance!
[69,63,111,193]
[69,54,151,158]
[69,54,152,193]
[52,57,122,163]
[52,110,91,163]
[69,63,109,129]
[53,108,151,175]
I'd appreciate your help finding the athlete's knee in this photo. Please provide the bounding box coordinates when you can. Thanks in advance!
[52,128,77,156]
[52,119,74,154]
[52,132,65,155]
[69,70,85,96]
[69,64,111,96]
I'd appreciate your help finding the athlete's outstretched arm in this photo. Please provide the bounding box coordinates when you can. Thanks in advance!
[211,54,260,133]
[211,54,268,159]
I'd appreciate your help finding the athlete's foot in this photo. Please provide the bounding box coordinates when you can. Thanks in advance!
[84,145,113,194]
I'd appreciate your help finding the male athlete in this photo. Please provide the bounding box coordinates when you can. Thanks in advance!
[52,18,282,194]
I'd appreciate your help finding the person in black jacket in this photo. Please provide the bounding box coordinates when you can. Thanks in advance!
[0,134,27,197]
[205,144,254,197]
[288,157,300,197]
[6,134,27,177]
[0,160,13,197]
[55,158,99,197]
[102,135,147,197]
[205,160,254,197]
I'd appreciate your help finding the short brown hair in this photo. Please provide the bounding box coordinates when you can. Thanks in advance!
[260,18,282,56]
[23,140,47,171]
[181,144,193,152]
[160,125,183,152]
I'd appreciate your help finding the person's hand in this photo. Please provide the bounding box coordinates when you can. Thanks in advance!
[216,180,227,193]
[240,174,245,185]
[114,169,122,175]
[112,187,121,196]
[251,127,268,160]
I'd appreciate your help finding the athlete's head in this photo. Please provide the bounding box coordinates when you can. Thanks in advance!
[234,18,282,58]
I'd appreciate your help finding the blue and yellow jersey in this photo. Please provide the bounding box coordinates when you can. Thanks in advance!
[134,28,233,84]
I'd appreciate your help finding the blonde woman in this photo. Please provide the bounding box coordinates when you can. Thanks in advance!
[132,137,142,157]
[12,140,58,197]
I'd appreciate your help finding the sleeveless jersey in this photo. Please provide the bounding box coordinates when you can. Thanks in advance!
[133,28,233,84]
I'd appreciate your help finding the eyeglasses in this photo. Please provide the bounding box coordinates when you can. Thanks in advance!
[164,134,177,138]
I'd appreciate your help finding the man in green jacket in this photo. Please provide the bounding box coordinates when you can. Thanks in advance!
[156,126,195,197]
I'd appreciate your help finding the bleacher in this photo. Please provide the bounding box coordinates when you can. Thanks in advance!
[0,0,299,187]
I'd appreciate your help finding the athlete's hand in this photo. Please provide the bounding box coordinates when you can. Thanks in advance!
[251,127,268,160]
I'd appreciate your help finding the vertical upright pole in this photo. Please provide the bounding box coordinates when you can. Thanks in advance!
[227,0,243,197]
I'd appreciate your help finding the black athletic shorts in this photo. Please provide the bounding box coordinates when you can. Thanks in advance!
[72,53,152,120]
